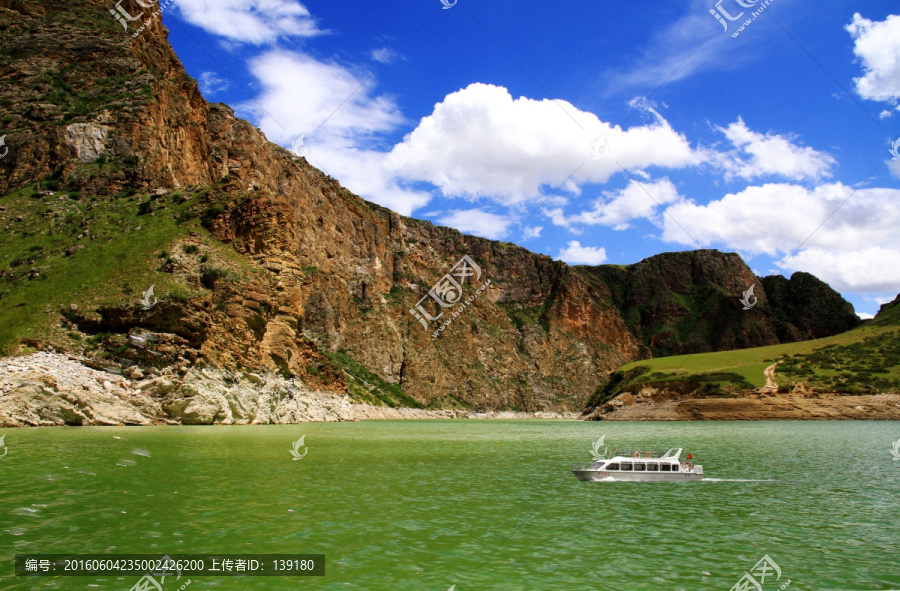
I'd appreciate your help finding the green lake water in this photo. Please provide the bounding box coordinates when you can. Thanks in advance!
[2,420,899,590]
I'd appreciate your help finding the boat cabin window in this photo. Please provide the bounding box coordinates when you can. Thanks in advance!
[660,464,672,472]
[634,463,646,471]
[606,463,619,470]
[620,463,633,471]
[647,463,659,471]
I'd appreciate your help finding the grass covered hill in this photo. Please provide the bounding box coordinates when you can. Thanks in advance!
[582,295,900,416]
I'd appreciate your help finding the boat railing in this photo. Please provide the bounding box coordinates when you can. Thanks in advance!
[602,450,671,459]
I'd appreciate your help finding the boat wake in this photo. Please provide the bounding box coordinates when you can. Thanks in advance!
[702,478,783,483]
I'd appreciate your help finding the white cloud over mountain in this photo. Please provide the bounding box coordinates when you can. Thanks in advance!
[780,247,900,295]
[435,209,514,240]
[238,50,431,215]
[244,50,402,142]
[173,0,323,44]
[659,183,900,293]
[557,241,608,265]
[385,84,699,205]
[546,178,682,230]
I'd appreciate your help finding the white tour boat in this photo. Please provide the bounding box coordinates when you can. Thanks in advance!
[572,447,703,482]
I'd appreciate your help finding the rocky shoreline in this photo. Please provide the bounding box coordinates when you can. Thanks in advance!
[0,353,577,427]
[4,353,898,426]
[350,405,578,421]
[0,352,355,427]
[583,388,900,420]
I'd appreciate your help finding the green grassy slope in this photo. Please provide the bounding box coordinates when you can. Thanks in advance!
[584,307,900,412]
[0,171,261,354]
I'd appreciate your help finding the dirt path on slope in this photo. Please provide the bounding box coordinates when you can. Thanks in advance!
[760,362,780,394]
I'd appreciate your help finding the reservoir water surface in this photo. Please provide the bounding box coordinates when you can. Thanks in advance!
[2,420,898,590]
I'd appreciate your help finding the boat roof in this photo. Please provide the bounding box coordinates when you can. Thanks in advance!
[601,448,684,461]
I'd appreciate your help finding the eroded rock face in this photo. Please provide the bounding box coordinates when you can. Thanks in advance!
[0,353,157,426]
[0,353,353,427]
[580,250,860,358]
[162,366,354,425]
[64,123,109,163]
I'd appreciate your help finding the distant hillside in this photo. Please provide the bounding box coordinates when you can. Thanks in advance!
[582,292,900,419]
[869,294,900,327]
[581,251,860,358]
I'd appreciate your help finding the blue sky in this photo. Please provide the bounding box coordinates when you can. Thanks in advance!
[150,0,899,316]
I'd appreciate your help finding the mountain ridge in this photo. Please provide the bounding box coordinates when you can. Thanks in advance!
[0,0,869,424]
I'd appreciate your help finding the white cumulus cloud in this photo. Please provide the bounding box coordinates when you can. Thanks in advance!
[243,50,402,142]
[847,13,900,103]
[779,247,900,295]
[385,83,699,206]
[547,178,682,230]
[239,50,430,215]
[714,118,835,181]
[435,209,514,240]
[173,0,323,44]
[557,241,608,265]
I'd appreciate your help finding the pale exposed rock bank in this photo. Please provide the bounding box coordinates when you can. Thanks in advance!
[0,353,577,427]
[0,353,354,427]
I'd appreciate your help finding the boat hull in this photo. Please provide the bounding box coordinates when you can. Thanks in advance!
[572,470,702,482]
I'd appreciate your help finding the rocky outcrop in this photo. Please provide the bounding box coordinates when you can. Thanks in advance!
[64,123,110,163]
[162,365,354,425]
[761,272,861,339]
[0,353,354,426]
[581,250,860,358]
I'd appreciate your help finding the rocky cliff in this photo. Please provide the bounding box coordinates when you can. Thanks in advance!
[0,0,863,423]
[583,251,861,358]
